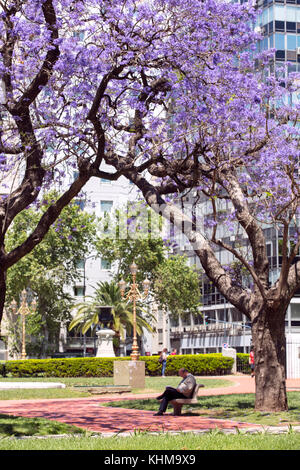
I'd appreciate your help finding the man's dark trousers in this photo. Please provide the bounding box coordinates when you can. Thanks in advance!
[158,386,186,413]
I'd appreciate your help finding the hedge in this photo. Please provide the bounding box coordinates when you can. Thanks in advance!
[0,354,234,378]
[236,353,251,374]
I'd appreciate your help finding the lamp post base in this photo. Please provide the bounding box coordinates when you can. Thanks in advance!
[130,351,140,361]
[130,339,140,361]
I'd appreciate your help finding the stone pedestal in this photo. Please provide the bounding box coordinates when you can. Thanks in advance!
[113,360,145,388]
[222,347,237,374]
[96,328,115,357]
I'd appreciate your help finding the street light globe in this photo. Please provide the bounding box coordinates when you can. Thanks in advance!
[21,289,27,302]
[118,279,126,296]
[142,278,150,293]
[11,299,17,314]
[129,262,138,275]
[31,298,37,312]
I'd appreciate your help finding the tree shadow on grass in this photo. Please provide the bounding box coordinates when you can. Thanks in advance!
[104,394,257,413]
[0,414,80,437]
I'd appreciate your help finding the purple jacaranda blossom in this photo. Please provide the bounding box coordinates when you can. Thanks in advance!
[0,0,299,411]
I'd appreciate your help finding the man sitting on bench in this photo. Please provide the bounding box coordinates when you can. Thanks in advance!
[154,367,196,416]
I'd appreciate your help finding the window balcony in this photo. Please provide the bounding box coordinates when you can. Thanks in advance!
[65,337,97,348]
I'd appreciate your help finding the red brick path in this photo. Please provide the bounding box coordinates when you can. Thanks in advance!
[0,375,298,434]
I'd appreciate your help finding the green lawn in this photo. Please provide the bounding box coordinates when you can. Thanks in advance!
[1,430,300,450]
[1,376,299,450]
[0,413,86,438]
[103,392,300,427]
[0,376,232,400]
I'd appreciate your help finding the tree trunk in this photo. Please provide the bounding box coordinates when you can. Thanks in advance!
[0,269,6,331]
[252,306,288,412]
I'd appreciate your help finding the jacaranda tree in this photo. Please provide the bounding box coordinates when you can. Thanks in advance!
[0,0,176,322]
[0,0,299,411]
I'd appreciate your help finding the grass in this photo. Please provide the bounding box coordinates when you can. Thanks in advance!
[1,429,300,450]
[0,413,86,438]
[1,375,299,450]
[0,376,232,400]
[103,392,300,427]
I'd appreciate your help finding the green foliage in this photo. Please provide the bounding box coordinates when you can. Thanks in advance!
[0,362,5,376]
[96,205,166,285]
[3,431,300,451]
[236,353,251,374]
[5,191,97,301]
[0,354,234,378]
[69,281,155,341]
[96,205,202,318]
[153,255,202,317]
[4,191,98,357]
[158,354,234,376]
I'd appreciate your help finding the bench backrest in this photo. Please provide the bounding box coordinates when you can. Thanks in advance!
[192,384,200,399]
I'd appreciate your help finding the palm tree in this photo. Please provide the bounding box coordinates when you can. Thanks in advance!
[68,281,155,346]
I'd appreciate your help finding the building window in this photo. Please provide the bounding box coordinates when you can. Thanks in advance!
[287,34,297,49]
[287,50,297,62]
[181,349,192,354]
[100,200,113,214]
[268,21,274,34]
[75,259,85,269]
[193,314,202,325]
[275,20,285,32]
[181,314,191,326]
[286,22,296,32]
[158,328,163,344]
[101,259,111,270]
[287,6,297,21]
[291,305,300,327]
[275,50,285,61]
[74,286,85,297]
[100,178,111,183]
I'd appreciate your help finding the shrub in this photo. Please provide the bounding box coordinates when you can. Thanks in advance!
[236,353,251,374]
[0,354,234,378]
[154,353,234,376]
[0,362,5,377]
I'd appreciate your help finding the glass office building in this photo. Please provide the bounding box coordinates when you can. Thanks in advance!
[255,1,300,68]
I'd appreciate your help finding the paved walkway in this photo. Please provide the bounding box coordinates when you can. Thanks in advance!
[0,375,299,435]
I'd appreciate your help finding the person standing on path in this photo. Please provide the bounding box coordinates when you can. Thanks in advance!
[159,348,168,377]
[249,346,255,378]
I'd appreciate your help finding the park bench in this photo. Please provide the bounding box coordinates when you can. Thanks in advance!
[170,383,203,416]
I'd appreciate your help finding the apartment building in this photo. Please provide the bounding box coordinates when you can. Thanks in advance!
[61,169,142,357]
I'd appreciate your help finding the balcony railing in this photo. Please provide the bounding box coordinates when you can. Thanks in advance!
[66,337,97,348]
[170,323,251,337]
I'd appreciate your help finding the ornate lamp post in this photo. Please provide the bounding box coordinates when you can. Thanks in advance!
[119,262,150,361]
[11,290,37,360]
